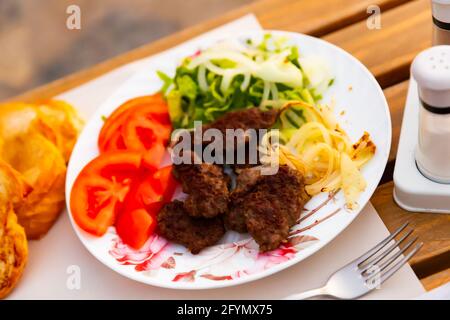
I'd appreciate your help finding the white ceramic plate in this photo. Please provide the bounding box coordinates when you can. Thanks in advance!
[66,30,391,290]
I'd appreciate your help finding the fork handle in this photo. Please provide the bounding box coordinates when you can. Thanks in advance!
[284,287,328,300]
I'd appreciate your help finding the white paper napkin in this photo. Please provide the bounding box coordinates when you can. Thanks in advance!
[8,14,425,300]
[416,282,450,300]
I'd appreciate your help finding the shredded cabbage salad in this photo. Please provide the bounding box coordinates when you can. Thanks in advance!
[158,34,334,129]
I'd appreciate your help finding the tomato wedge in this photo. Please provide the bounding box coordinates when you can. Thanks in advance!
[70,152,142,236]
[121,113,171,151]
[115,209,156,249]
[122,165,177,215]
[99,94,166,147]
[115,165,177,248]
[98,94,170,153]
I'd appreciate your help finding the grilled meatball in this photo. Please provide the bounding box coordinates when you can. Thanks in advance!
[157,200,225,254]
[203,107,279,133]
[244,191,290,252]
[173,162,229,218]
[224,167,261,232]
[254,165,310,226]
[171,108,279,168]
[204,108,279,168]
[226,165,310,252]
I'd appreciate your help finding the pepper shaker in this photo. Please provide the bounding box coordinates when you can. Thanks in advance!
[412,45,450,183]
[433,0,450,45]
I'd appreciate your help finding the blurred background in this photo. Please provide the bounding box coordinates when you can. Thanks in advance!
[0,0,255,100]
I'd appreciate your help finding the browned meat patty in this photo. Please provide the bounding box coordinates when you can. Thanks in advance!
[257,166,309,227]
[174,161,229,218]
[233,167,262,194]
[224,167,262,232]
[157,200,225,254]
[203,108,279,167]
[171,108,279,167]
[244,190,290,252]
[226,165,310,252]
[203,107,279,133]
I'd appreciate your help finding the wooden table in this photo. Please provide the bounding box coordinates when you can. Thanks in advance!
[5,0,450,290]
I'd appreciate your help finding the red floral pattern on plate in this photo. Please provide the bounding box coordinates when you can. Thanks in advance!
[109,234,172,271]
[109,193,340,282]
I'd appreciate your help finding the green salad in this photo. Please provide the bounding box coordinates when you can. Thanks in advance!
[158,34,334,129]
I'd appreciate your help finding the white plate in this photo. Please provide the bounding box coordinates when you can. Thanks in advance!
[66,30,391,290]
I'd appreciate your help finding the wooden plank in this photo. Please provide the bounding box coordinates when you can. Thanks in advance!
[5,0,408,103]
[248,0,410,37]
[323,0,432,88]
[421,268,450,291]
[371,181,450,279]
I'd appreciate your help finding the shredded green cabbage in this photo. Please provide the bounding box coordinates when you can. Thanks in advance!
[158,34,334,129]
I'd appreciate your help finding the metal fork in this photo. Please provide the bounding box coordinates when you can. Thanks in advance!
[285,222,423,300]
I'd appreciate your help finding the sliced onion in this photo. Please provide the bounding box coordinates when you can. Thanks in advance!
[197,64,208,92]
[270,82,279,101]
[221,69,237,94]
[262,81,271,104]
[240,72,251,91]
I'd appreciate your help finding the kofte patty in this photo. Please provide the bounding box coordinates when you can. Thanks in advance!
[244,190,290,252]
[157,200,225,254]
[174,161,229,218]
[203,107,279,133]
[203,108,279,168]
[224,167,262,232]
[226,165,310,251]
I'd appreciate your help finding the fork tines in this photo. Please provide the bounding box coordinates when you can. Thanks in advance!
[356,222,423,285]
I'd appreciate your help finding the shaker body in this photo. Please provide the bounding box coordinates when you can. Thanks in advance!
[433,0,450,45]
[433,24,450,45]
[412,45,450,184]
[415,105,450,183]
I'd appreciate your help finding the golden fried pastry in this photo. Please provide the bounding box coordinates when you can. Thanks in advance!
[0,206,28,298]
[0,103,37,141]
[34,100,84,162]
[1,133,67,239]
[0,101,83,163]
[15,164,66,239]
[0,159,31,203]
[0,161,28,298]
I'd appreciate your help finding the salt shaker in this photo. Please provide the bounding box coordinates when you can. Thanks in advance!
[433,0,450,45]
[412,45,450,183]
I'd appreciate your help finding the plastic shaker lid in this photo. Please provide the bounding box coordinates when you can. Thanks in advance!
[433,0,450,23]
[411,45,450,107]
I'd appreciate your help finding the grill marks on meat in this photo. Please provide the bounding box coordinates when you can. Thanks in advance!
[174,162,229,218]
[157,201,225,254]
[226,166,310,252]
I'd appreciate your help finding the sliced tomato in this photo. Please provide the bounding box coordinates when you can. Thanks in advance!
[140,165,177,211]
[98,94,169,153]
[70,152,142,236]
[122,165,177,215]
[121,113,171,151]
[114,165,177,249]
[115,209,156,249]
[141,142,167,170]
[107,94,166,125]
[102,129,126,152]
